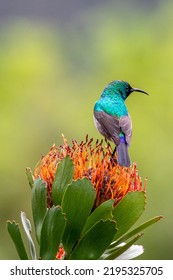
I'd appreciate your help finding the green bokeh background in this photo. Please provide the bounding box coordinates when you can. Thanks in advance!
[0,1,172,259]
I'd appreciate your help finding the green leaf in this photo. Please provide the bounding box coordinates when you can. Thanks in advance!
[40,206,66,260]
[52,156,74,206]
[7,221,29,260]
[70,220,117,260]
[103,233,143,260]
[113,191,145,240]
[21,212,37,260]
[32,177,47,243]
[26,167,34,188]
[62,178,96,256]
[109,215,163,248]
[82,199,115,235]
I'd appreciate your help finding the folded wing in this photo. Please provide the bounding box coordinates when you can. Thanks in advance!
[94,110,132,146]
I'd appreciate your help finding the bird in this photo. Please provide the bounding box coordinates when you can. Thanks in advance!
[93,80,148,167]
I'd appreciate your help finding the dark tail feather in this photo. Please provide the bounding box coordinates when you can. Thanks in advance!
[117,142,131,167]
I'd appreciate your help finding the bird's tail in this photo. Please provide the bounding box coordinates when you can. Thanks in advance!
[117,141,131,167]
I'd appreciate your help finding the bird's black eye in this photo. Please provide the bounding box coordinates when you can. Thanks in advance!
[124,82,131,92]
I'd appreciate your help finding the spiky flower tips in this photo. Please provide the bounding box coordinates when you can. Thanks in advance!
[7,135,162,260]
[34,135,144,208]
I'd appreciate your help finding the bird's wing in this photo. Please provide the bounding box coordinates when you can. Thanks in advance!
[94,110,120,145]
[94,111,132,146]
[119,114,132,145]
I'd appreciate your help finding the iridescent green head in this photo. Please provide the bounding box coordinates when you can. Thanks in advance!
[103,80,148,100]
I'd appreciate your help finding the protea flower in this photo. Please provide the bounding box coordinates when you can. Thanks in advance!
[34,135,144,208]
[7,135,162,260]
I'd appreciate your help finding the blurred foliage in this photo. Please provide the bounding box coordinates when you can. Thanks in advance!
[0,1,173,259]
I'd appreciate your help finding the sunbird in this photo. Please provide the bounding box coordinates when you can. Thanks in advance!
[94,80,148,167]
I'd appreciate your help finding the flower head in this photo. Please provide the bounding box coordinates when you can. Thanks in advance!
[34,135,146,208]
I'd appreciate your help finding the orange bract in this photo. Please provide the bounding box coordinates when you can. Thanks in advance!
[56,246,65,260]
[34,135,145,208]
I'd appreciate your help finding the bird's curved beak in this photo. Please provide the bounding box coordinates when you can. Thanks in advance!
[131,87,149,95]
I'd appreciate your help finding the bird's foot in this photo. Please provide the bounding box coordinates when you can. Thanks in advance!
[112,146,116,157]
[111,146,118,165]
